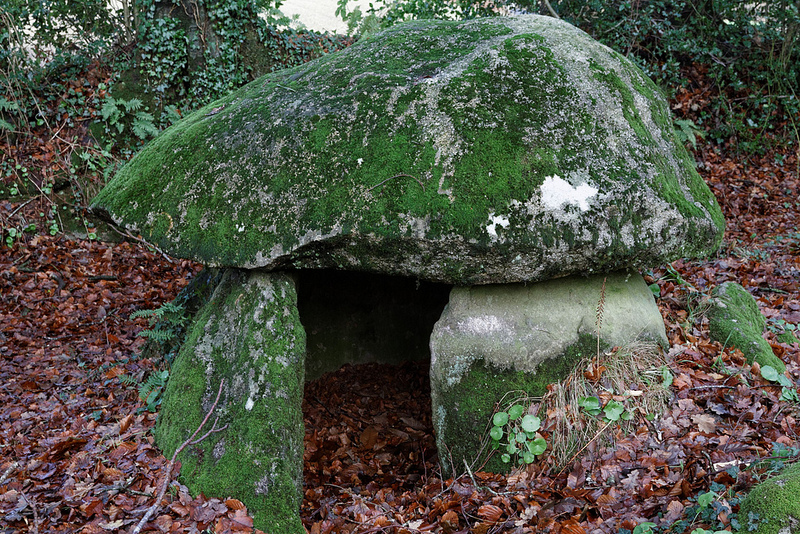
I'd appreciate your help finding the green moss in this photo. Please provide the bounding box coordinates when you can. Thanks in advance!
[589,60,653,146]
[154,269,306,533]
[707,282,784,372]
[92,15,723,284]
[777,331,799,345]
[739,464,800,534]
[435,333,602,475]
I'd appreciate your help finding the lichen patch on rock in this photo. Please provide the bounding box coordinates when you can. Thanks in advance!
[92,15,723,285]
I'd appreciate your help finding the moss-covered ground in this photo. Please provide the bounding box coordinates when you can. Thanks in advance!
[707,282,785,372]
[739,464,800,534]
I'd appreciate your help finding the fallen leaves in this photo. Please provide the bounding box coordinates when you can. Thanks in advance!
[1,70,799,534]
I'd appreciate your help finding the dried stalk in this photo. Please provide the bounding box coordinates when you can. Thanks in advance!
[132,380,228,534]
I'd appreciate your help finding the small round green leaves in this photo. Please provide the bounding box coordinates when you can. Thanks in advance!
[521,414,540,433]
[508,405,525,420]
[527,436,547,456]
[489,402,547,465]
[493,411,509,426]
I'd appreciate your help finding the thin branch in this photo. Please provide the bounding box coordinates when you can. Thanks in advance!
[367,173,424,192]
[20,490,39,534]
[132,380,228,534]
[542,0,560,19]
[0,461,18,485]
[549,419,613,485]
[108,224,175,263]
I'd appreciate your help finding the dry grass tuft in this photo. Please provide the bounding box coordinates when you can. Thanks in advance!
[539,340,671,467]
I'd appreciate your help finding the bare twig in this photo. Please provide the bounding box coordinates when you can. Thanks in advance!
[0,461,19,485]
[19,490,39,534]
[542,0,560,19]
[107,224,175,263]
[8,197,37,218]
[549,419,613,485]
[367,173,424,192]
[132,380,228,534]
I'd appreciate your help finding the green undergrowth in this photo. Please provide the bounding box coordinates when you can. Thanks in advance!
[540,341,671,467]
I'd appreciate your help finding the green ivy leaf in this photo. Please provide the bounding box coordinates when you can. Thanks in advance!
[661,366,673,388]
[649,283,660,297]
[697,490,717,508]
[781,387,799,403]
[633,522,657,534]
[761,365,780,382]
[578,396,602,415]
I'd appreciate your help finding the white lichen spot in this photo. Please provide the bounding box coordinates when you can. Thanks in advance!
[245,397,255,410]
[486,213,510,238]
[357,158,364,166]
[457,314,506,335]
[238,224,245,232]
[540,175,598,212]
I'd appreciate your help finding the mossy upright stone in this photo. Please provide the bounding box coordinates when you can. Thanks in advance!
[430,270,667,473]
[91,15,723,285]
[154,270,306,533]
[707,282,784,372]
[738,463,800,534]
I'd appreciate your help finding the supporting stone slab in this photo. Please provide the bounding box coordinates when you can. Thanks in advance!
[430,270,667,474]
[154,269,306,533]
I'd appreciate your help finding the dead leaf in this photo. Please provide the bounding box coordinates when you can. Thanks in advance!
[477,504,503,523]
[360,426,379,449]
[693,413,717,433]
[440,510,459,534]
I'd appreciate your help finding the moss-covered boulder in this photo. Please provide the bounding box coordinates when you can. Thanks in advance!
[738,464,800,534]
[91,14,723,285]
[154,270,306,533]
[430,270,667,473]
[707,282,784,372]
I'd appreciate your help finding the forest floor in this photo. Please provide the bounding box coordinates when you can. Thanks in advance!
[1,66,799,534]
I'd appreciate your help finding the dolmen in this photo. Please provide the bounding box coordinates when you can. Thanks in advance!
[91,14,724,531]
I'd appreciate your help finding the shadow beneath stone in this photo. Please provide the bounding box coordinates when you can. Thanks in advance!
[295,270,452,380]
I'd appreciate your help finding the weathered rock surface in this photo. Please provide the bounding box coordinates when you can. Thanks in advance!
[707,282,784,372]
[739,463,800,534]
[430,270,667,473]
[154,270,306,533]
[91,14,723,285]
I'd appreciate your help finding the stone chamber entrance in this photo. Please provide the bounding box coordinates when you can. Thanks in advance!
[296,270,451,506]
[295,270,453,380]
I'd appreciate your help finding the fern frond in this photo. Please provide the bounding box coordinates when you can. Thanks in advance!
[595,276,607,365]
[138,328,177,342]
[118,374,138,386]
